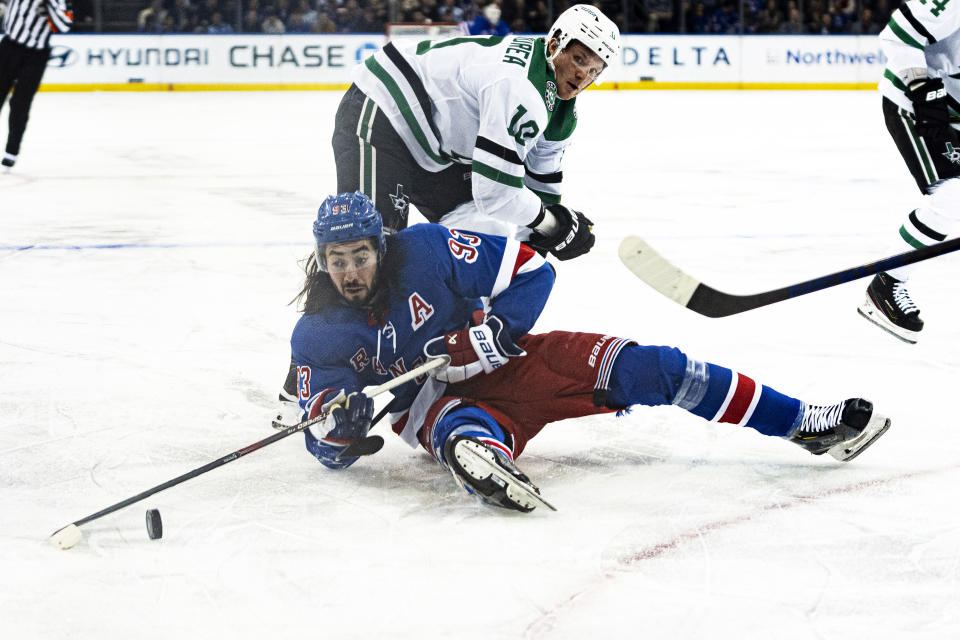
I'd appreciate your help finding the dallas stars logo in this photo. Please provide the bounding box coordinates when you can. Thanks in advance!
[544,81,557,112]
[944,142,960,165]
[389,184,409,210]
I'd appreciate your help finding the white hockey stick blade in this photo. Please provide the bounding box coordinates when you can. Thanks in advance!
[50,524,83,550]
[828,413,892,462]
[618,236,701,306]
[620,234,960,318]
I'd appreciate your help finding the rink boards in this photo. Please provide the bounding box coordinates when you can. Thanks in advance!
[39,33,886,91]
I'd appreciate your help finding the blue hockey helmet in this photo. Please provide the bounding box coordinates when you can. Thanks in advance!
[313,191,386,272]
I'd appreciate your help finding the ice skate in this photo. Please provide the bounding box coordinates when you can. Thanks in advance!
[443,435,556,512]
[790,398,891,462]
[272,361,303,429]
[273,390,303,429]
[857,272,923,343]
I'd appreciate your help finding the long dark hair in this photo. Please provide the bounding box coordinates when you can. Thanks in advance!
[291,236,405,323]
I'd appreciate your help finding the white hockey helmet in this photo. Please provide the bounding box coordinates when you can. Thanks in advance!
[546,4,620,82]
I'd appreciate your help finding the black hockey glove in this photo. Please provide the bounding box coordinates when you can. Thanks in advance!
[526,203,595,261]
[906,77,951,138]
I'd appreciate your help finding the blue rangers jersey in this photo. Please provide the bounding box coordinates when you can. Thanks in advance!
[291,223,554,466]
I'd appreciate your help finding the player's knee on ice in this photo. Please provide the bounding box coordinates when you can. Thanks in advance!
[428,405,512,467]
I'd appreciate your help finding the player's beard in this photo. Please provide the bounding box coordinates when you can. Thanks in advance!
[341,273,378,307]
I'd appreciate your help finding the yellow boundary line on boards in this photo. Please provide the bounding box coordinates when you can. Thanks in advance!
[38,82,354,92]
[39,81,877,92]
[600,81,877,90]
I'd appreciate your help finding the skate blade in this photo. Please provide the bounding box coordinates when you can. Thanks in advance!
[857,297,919,344]
[456,440,557,512]
[272,399,305,430]
[827,413,892,462]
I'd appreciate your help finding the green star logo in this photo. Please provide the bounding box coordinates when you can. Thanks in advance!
[544,81,557,112]
[943,142,960,164]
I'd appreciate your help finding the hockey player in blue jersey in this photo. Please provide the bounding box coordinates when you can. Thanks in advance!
[291,192,892,512]
[276,4,620,426]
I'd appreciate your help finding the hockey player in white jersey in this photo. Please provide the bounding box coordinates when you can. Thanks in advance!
[859,0,960,342]
[331,4,619,261]
[275,5,621,423]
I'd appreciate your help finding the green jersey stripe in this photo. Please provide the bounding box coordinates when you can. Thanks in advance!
[899,225,928,249]
[416,35,502,55]
[472,160,525,188]
[883,68,908,92]
[887,17,925,49]
[365,56,449,166]
[529,188,561,204]
[901,110,938,183]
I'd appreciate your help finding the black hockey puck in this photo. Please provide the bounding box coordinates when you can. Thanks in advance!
[145,509,163,540]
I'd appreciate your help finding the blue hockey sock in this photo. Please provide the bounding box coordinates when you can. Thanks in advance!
[606,345,688,407]
[429,405,513,468]
[607,346,803,437]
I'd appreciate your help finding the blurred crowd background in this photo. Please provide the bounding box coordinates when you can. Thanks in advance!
[3,0,898,36]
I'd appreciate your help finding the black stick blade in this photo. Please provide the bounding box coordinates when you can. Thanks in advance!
[337,435,385,460]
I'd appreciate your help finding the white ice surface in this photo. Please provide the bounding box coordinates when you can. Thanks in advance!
[2,90,959,639]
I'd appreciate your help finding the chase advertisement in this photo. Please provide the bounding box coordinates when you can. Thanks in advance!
[43,34,887,88]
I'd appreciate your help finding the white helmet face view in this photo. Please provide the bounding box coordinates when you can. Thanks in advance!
[546,4,621,83]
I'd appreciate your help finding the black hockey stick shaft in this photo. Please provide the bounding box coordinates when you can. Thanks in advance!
[68,421,310,528]
[54,359,442,534]
[688,236,960,317]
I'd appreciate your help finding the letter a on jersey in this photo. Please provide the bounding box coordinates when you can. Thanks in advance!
[409,292,434,330]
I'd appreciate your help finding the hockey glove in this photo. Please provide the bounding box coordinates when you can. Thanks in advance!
[307,390,375,447]
[906,76,951,138]
[526,203,595,261]
[424,313,526,384]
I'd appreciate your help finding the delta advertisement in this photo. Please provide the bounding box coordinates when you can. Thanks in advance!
[41,33,887,89]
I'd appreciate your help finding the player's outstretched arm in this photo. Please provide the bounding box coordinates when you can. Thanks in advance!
[526,203,595,261]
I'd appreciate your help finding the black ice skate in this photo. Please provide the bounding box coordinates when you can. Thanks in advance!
[857,272,923,343]
[790,398,891,462]
[443,435,556,512]
[1,153,14,170]
[272,360,303,429]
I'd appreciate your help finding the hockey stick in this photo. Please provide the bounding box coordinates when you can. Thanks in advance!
[50,358,444,549]
[271,387,403,459]
[335,398,399,460]
[618,235,960,318]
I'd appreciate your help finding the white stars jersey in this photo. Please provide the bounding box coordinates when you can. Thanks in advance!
[879,0,960,125]
[352,35,578,228]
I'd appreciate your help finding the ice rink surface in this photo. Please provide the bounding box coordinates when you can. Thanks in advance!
[2,89,959,639]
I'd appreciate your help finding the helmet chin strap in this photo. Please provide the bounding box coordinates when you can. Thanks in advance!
[545,36,560,72]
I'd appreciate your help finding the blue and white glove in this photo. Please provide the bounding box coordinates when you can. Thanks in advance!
[308,390,375,446]
[424,314,526,384]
